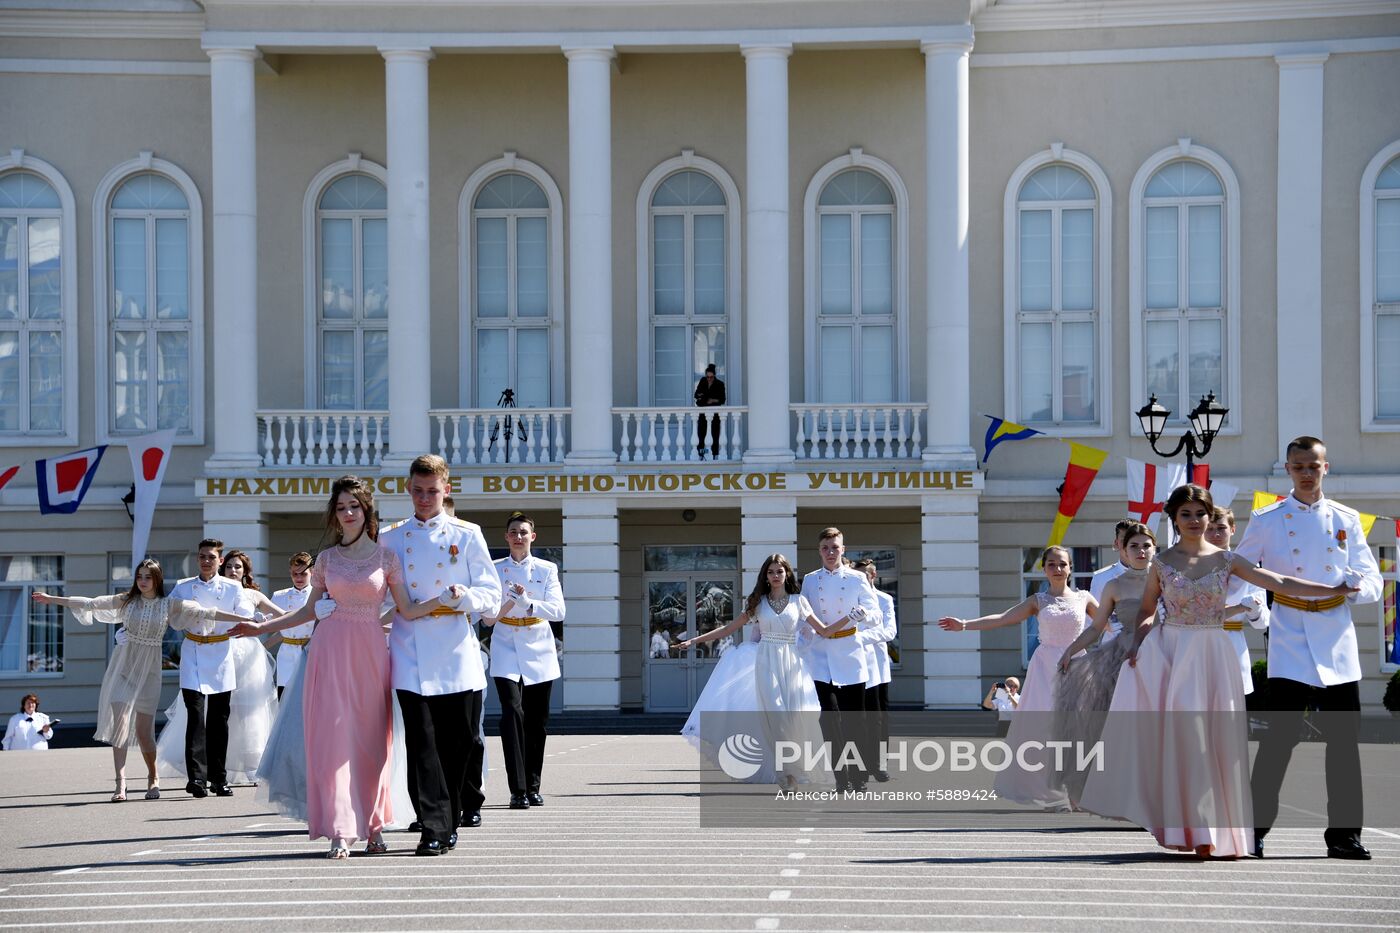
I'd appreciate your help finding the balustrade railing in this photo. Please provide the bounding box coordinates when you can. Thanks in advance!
[614,407,747,463]
[431,408,569,466]
[791,404,925,459]
[256,410,390,467]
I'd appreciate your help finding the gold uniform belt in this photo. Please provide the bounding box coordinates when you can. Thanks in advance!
[1273,593,1347,612]
[282,636,311,646]
[829,627,857,639]
[427,606,465,617]
[1222,621,1244,632]
[184,632,232,645]
[499,616,544,627]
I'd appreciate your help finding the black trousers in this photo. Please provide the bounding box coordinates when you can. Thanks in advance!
[457,689,487,818]
[495,677,553,795]
[1251,678,1363,842]
[181,688,231,786]
[696,413,721,456]
[814,681,870,787]
[397,688,479,843]
[865,682,890,764]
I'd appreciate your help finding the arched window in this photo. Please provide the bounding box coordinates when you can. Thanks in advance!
[1012,163,1100,425]
[0,165,70,439]
[815,168,896,403]
[315,172,387,410]
[1129,143,1239,431]
[647,169,729,406]
[471,172,551,408]
[1362,144,1400,426]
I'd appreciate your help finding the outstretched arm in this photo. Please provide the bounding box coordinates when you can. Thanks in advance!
[1229,554,1360,599]
[675,611,750,650]
[227,586,325,636]
[1058,590,1114,670]
[938,595,1037,633]
[1126,566,1163,665]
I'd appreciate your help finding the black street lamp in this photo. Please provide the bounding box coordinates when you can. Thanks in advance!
[1135,391,1230,479]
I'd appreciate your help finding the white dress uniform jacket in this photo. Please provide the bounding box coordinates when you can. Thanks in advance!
[271,585,313,686]
[799,566,882,687]
[168,575,247,694]
[866,588,897,687]
[1089,562,1128,637]
[3,711,52,750]
[1223,575,1270,695]
[382,512,503,697]
[1235,494,1383,686]
[486,554,565,685]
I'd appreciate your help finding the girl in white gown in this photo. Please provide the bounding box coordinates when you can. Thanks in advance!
[679,554,850,790]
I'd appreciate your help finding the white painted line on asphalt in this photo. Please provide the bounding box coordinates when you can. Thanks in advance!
[796,838,811,845]
[127,850,161,857]
[754,919,780,930]
[1278,803,1400,839]
[786,852,805,860]
[51,869,88,876]
[768,890,790,900]
[779,869,800,877]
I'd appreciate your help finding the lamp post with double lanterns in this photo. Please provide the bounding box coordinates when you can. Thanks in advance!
[1135,390,1230,480]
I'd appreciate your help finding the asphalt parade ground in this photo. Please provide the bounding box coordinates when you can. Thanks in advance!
[0,736,1396,933]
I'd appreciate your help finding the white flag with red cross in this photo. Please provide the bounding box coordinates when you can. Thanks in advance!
[127,430,176,566]
[1125,457,1186,533]
[36,446,108,514]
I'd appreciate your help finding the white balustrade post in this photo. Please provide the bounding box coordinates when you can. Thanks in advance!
[564,47,618,466]
[741,44,795,466]
[205,47,262,471]
[922,33,977,467]
[381,47,434,471]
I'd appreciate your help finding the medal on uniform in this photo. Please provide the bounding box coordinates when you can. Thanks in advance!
[449,544,460,564]
[1335,529,1347,550]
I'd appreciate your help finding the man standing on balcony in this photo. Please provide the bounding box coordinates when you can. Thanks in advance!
[693,362,726,460]
[379,455,501,856]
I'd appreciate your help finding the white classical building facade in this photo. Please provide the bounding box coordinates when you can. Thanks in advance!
[2,0,1399,727]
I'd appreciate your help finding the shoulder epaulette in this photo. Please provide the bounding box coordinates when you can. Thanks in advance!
[381,518,410,533]
[1328,499,1360,517]
[1252,499,1286,517]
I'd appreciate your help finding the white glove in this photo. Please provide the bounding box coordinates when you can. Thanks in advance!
[114,627,129,647]
[314,597,337,620]
[1237,594,1263,622]
[848,606,867,624]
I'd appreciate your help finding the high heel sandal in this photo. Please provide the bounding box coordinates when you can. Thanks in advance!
[145,779,160,800]
[365,835,389,855]
[110,779,127,803]
[327,840,350,859]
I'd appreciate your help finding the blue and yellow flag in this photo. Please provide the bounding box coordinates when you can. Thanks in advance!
[982,416,1043,463]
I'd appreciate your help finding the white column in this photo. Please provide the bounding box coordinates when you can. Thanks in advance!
[741,44,794,465]
[381,48,434,469]
[202,500,269,590]
[206,47,262,470]
[921,33,976,467]
[564,47,617,466]
[740,495,798,597]
[1274,52,1328,459]
[560,496,620,709]
[921,493,981,708]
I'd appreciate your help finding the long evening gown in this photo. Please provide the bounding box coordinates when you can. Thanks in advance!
[994,589,1088,808]
[1081,554,1253,858]
[682,595,829,785]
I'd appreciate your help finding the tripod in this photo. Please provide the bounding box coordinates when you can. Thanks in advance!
[487,388,529,463]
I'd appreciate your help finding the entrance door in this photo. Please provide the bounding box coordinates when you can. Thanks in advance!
[643,546,740,712]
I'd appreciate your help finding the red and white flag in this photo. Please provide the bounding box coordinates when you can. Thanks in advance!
[1125,458,1186,532]
[127,430,175,566]
[36,446,107,514]
[0,464,19,493]
[1209,479,1239,509]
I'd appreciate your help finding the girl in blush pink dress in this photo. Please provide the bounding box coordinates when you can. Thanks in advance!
[940,545,1095,808]
[233,477,463,858]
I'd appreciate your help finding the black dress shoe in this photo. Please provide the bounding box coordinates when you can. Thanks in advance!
[414,838,445,857]
[211,783,233,797]
[1326,838,1372,860]
[509,794,531,810]
[872,770,891,783]
[446,832,458,851]
[184,781,207,799]
[460,810,482,827]
[408,820,423,833]
[1250,837,1264,859]
[527,792,544,807]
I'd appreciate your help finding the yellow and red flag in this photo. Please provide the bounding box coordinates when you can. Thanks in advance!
[1252,490,1285,513]
[1044,442,1109,549]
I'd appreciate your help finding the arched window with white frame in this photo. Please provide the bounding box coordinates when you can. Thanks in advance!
[93,157,205,442]
[803,151,909,407]
[1129,142,1240,432]
[314,171,387,410]
[1362,143,1400,428]
[1004,151,1112,431]
[0,154,76,444]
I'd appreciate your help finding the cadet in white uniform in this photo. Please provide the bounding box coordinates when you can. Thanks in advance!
[1088,519,1136,640]
[853,559,897,782]
[270,552,315,697]
[167,538,248,797]
[482,512,565,809]
[379,456,502,856]
[798,529,881,792]
[1205,508,1270,695]
[1236,436,1383,861]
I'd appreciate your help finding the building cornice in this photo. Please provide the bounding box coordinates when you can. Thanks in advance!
[974,0,1400,32]
[0,9,204,39]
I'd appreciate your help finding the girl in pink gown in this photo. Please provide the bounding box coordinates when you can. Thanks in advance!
[940,546,1095,808]
[1082,485,1357,859]
[233,477,463,858]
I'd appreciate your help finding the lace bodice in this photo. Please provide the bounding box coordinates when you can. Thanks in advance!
[1154,554,1232,628]
[1033,590,1090,648]
[754,595,814,645]
[71,594,217,647]
[312,545,403,620]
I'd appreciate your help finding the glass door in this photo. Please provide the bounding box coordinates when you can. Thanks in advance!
[643,545,739,712]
